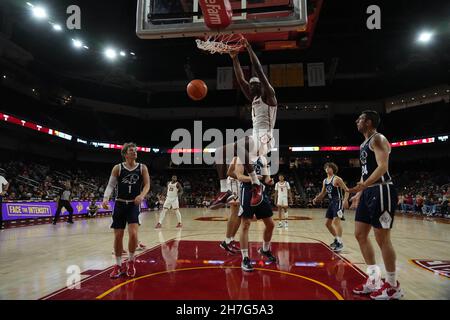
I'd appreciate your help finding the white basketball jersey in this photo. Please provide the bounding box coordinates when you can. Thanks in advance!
[252,96,277,130]
[166,182,178,199]
[275,181,290,198]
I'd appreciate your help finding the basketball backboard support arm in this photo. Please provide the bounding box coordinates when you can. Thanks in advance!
[136,0,308,39]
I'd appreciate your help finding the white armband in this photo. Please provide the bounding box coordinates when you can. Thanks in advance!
[103,176,118,201]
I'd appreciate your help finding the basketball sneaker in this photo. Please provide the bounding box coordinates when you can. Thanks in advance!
[370,281,404,300]
[154,222,162,229]
[110,264,125,279]
[136,242,146,251]
[176,222,183,228]
[284,220,289,228]
[220,241,236,254]
[209,191,233,210]
[353,277,382,295]
[230,240,240,251]
[126,260,136,277]
[277,221,284,228]
[241,257,254,272]
[333,242,344,252]
[250,185,263,207]
[258,248,277,263]
[329,239,338,250]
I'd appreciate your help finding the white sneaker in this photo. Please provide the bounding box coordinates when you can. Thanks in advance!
[284,220,288,228]
[277,222,284,228]
[353,276,382,294]
[370,281,404,300]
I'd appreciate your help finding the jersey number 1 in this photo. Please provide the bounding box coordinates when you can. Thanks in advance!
[129,185,132,194]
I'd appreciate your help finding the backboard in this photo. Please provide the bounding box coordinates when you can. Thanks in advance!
[136,0,308,40]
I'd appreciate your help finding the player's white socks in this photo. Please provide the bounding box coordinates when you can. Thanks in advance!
[159,209,167,224]
[263,241,271,251]
[367,265,382,285]
[249,171,260,185]
[386,271,397,286]
[116,256,122,266]
[220,179,229,192]
[225,237,232,244]
[284,211,289,221]
[129,252,135,262]
[241,249,249,259]
[175,210,182,223]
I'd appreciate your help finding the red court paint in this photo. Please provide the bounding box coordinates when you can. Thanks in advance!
[41,241,369,300]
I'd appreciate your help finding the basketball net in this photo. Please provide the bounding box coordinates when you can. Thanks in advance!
[195,33,245,55]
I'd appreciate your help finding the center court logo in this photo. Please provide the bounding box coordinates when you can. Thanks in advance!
[170,121,280,174]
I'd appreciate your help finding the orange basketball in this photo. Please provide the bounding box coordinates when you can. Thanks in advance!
[187,79,208,101]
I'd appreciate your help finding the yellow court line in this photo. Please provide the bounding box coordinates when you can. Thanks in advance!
[96,266,344,300]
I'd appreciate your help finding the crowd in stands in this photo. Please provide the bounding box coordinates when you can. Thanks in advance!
[0,160,107,201]
[1,159,448,218]
[395,171,449,217]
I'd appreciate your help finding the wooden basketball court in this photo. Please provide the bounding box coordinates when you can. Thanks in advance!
[0,208,449,300]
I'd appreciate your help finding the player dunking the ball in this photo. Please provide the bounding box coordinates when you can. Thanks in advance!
[210,38,278,209]
[155,175,183,229]
[102,143,150,278]
[349,110,403,300]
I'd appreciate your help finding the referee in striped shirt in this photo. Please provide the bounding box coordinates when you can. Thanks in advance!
[52,181,74,224]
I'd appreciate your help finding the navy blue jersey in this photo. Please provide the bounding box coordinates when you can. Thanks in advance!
[324,176,343,200]
[117,163,143,200]
[360,133,392,184]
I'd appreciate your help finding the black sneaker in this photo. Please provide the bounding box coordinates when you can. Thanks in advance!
[340,214,346,221]
[52,220,57,225]
[241,257,254,272]
[329,239,338,250]
[67,220,74,224]
[220,241,236,254]
[333,242,344,252]
[258,248,277,263]
[230,240,240,251]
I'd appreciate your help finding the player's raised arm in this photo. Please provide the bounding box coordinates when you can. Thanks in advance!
[230,51,252,101]
[243,39,277,106]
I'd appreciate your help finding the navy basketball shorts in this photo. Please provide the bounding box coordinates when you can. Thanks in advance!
[325,199,344,219]
[111,201,141,229]
[238,184,273,220]
[355,184,398,229]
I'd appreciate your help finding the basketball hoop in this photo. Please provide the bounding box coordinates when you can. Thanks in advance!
[195,33,245,55]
